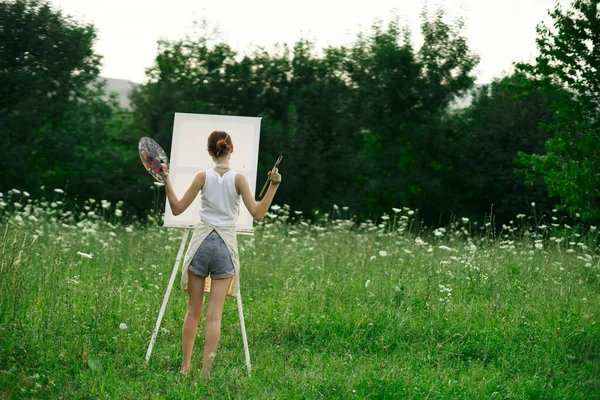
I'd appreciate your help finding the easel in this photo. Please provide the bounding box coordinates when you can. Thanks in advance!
[145,229,252,377]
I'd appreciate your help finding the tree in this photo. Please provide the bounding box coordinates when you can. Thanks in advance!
[516,0,600,222]
[344,11,479,220]
[446,75,559,221]
[0,0,105,192]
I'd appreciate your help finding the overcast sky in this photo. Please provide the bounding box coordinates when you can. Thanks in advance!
[49,0,570,84]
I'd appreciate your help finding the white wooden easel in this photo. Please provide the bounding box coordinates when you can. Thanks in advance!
[145,230,252,377]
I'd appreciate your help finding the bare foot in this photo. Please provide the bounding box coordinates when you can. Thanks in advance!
[180,366,190,376]
[201,369,212,380]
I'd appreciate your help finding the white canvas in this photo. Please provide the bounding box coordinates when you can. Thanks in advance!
[163,112,261,234]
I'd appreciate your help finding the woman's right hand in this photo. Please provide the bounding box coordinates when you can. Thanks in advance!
[268,167,281,186]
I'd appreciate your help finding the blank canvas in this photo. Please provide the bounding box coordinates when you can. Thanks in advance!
[163,112,261,234]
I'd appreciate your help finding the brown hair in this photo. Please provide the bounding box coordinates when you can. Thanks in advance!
[207,130,233,156]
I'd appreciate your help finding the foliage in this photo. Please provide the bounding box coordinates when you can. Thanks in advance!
[516,0,600,223]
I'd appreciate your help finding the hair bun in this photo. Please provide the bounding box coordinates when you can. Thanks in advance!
[216,139,231,153]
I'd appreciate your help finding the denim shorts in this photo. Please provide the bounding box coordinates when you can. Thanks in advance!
[188,230,235,279]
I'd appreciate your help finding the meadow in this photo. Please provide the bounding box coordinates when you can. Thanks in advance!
[0,188,599,399]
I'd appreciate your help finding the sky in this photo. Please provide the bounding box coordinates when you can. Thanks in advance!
[49,0,570,84]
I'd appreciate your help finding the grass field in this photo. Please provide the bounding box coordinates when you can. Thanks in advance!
[1,190,599,399]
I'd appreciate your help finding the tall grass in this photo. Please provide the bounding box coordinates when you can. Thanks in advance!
[0,190,599,399]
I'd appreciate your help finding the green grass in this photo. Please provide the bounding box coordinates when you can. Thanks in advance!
[1,193,599,399]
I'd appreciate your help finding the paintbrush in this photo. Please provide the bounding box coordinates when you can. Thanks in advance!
[259,152,284,198]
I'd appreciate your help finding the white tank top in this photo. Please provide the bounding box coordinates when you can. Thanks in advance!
[199,169,240,227]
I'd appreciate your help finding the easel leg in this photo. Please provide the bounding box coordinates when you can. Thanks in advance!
[237,290,252,376]
[145,230,190,363]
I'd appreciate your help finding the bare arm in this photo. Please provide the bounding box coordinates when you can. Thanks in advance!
[236,168,281,222]
[162,164,205,216]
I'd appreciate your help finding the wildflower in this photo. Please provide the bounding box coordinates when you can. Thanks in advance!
[407,210,415,215]
[14,215,23,223]
[365,279,371,288]
[343,206,349,211]
[517,214,525,219]
[369,255,376,261]
[531,202,536,207]
[534,243,543,250]
[153,182,164,187]
[462,217,469,223]
[115,209,123,217]
[415,237,426,246]
[101,200,111,209]
[381,215,389,220]
[126,226,133,233]
[379,250,388,257]
[591,226,597,231]
[54,188,64,194]
[28,215,38,222]
[438,245,456,252]
[333,204,339,210]
[119,323,128,330]
[11,189,21,194]
[77,251,93,259]
[23,191,30,197]
[109,232,116,237]
[392,208,401,213]
[271,205,281,211]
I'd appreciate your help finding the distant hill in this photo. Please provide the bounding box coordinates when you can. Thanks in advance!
[101,77,137,110]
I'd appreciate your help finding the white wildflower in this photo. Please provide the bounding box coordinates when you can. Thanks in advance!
[119,323,128,330]
[115,209,123,217]
[392,208,401,213]
[379,250,388,257]
[54,188,64,194]
[77,251,93,259]
[381,215,389,220]
[531,202,536,207]
[271,204,281,211]
[365,279,371,288]
[517,214,525,219]
[23,191,30,197]
[462,217,469,223]
[415,237,426,246]
[438,245,456,252]
[591,226,597,231]
[407,210,415,215]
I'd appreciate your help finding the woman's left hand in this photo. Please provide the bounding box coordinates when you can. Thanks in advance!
[161,163,170,177]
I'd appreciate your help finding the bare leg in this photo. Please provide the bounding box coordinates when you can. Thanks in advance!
[202,277,232,375]
[181,270,206,374]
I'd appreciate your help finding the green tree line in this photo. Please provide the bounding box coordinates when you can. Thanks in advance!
[1,0,598,225]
